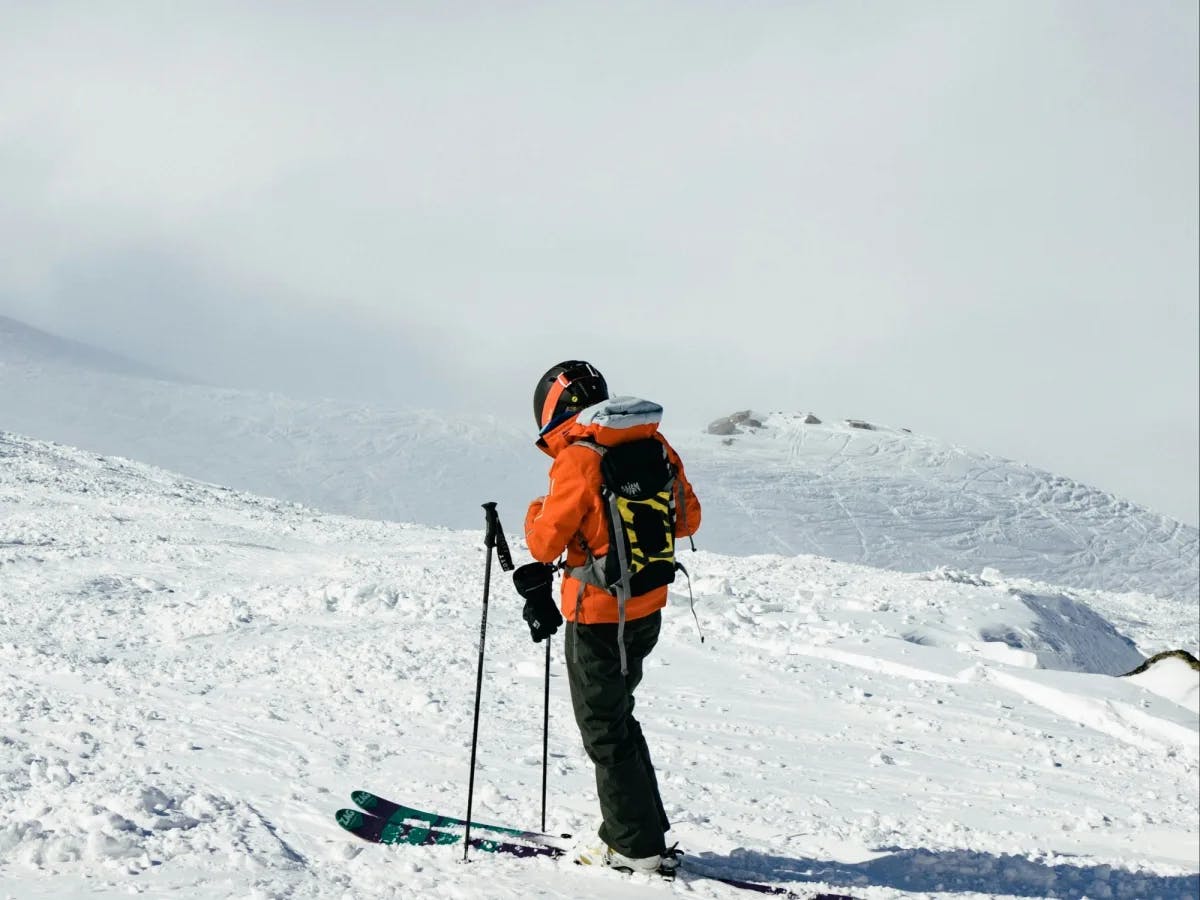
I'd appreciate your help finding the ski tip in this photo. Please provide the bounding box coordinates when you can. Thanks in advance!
[350,790,378,810]
[335,808,367,829]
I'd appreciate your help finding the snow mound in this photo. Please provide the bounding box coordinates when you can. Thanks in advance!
[981,588,1145,675]
[1124,652,1200,714]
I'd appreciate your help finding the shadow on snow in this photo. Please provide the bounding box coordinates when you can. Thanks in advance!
[688,846,1199,900]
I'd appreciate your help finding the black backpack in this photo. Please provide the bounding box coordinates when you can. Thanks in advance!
[567,436,701,673]
[576,437,680,599]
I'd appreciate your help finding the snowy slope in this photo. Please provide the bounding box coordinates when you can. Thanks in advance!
[0,316,536,530]
[1,316,1196,602]
[0,314,181,381]
[1,433,1197,900]
[673,416,1200,601]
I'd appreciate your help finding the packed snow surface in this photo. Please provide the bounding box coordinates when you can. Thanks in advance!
[1,433,1196,899]
[2,316,1196,602]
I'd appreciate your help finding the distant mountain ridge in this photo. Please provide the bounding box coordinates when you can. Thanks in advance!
[0,314,186,382]
[1,315,1196,601]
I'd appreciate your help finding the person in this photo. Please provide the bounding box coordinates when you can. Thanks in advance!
[520,360,702,875]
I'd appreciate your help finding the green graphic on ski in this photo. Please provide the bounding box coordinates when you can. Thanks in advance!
[335,808,559,858]
[350,789,570,848]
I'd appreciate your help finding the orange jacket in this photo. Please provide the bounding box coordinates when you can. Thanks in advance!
[524,397,701,624]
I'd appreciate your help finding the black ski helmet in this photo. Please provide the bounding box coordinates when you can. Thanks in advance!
[533,360,609,431]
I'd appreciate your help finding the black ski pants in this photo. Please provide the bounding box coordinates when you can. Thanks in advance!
[566,610,669,859]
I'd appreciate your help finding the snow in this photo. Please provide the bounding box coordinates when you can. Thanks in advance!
[1,432,1197,899]
[1128,659,1200,715]
[2,317,1197,604]
[673,413,1198,602]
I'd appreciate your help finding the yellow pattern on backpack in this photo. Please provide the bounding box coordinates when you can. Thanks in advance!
[615,490,675,578]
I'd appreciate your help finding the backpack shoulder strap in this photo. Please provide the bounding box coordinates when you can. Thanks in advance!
[566,438,606,576]
[571,437,607,460]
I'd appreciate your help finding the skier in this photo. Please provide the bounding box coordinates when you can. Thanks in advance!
[519,360,702,875]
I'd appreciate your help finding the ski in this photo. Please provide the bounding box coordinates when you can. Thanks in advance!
[682,863,858,899]
[336,798,858,899]
[350,789,570,848]
[335,808,559,858]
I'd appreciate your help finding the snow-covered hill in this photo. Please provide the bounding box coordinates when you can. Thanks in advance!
[0,432,1196,899]
[674,415,1199,601]
[1,316,1196,602]
[0,314,182,381]
[0,316,536,530]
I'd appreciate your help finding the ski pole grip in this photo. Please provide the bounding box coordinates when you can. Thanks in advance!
[482,501,499,549]
[482,502,514,571]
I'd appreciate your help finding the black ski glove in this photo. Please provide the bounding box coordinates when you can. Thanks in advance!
[513,562,562,643]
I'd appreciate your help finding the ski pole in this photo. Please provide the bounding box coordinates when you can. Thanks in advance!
[464,502,513,862]
[540,637,551,833]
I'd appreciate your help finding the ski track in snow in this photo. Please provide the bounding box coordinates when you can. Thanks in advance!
[1,434,1197,899]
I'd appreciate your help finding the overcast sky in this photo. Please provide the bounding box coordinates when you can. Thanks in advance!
[1,1,1197,525]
